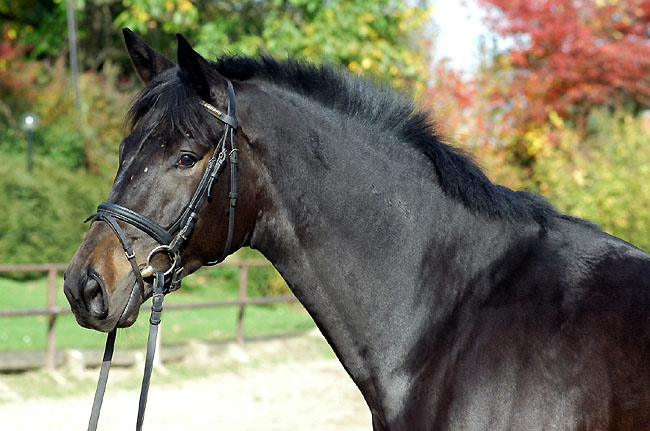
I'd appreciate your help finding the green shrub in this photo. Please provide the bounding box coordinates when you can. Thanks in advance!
[530,109,650,251]
[0,155,110,269]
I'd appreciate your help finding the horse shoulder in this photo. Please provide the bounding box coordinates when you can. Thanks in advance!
[401,220,650,430]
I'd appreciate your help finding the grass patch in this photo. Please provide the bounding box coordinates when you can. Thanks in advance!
[0,265,315,352]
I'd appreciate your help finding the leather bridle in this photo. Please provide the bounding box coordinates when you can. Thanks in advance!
[86,78,239,294]
[86,79,239,431]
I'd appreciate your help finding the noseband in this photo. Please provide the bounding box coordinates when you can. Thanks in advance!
[85,79,239,431]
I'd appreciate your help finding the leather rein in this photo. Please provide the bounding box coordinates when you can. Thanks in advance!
[85,79,239,431]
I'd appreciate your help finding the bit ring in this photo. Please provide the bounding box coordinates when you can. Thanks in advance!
[141,245,178,278]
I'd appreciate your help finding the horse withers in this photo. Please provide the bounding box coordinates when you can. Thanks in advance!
[64,29,650,430]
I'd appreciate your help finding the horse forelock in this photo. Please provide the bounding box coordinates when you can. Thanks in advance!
[126,67,222,147]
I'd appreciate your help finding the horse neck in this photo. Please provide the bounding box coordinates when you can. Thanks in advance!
[240,83,529,417]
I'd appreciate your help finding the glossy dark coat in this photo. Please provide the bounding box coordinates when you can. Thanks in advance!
[64,30,650,430]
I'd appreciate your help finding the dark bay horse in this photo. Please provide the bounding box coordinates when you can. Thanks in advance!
[64,29,650,430]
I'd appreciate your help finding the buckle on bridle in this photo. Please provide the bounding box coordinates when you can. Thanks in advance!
[169,266,184,292]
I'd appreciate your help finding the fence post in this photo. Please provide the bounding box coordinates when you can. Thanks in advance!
[46,267,57,371]
[236,264,248,345]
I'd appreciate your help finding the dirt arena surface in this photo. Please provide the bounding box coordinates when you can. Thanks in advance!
[0,335,371,430]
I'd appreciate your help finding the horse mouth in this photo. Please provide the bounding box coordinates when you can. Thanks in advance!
[116,282,143,327]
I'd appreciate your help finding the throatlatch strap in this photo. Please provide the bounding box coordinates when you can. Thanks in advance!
[88,329,116,431]
[136,271,165,431]
[220,127,238,262]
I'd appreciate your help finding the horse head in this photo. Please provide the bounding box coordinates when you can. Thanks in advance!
[64,30,257,332]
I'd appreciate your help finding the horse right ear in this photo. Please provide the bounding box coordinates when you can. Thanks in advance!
[123,28,174,84]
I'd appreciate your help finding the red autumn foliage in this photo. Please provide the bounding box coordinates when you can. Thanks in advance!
[478,0,650,126]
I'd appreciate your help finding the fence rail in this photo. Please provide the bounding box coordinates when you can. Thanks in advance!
[0,259,297,371]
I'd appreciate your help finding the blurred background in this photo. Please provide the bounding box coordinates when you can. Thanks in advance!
[0,0,649,407]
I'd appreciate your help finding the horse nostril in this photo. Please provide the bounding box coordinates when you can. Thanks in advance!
[82,274,109,320]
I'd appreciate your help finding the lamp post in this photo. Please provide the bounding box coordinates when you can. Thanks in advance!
[21,113,38,172]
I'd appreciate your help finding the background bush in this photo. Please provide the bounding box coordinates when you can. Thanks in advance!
[0,155,109,266]
[530,109,650,251]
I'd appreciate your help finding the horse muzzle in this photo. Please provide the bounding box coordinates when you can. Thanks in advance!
[63,264,144,332]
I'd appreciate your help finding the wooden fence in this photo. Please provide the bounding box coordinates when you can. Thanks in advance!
[0,260,297,371]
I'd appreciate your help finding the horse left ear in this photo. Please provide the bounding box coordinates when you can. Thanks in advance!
[123,28,174,84]
[177,33,219,101]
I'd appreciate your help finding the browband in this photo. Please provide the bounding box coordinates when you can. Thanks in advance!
[199,100,237,129]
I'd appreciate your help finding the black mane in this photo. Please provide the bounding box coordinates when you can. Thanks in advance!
[130,54,572,228]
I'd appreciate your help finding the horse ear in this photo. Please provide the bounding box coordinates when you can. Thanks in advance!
[176,33,217,101]
[123,28,174,84]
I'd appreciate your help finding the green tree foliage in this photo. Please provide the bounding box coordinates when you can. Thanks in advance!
[2,0,430,87]
[0,0,67,58]
[0,48,130,172]
[115,0,431,90]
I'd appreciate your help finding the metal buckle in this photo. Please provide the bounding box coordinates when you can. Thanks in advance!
[215,147,227,168]
[168,267,184,292]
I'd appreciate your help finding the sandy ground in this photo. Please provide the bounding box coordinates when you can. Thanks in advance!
[0,337,372,430]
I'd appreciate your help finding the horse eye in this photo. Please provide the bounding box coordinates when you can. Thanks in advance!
[177,154,197,167]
